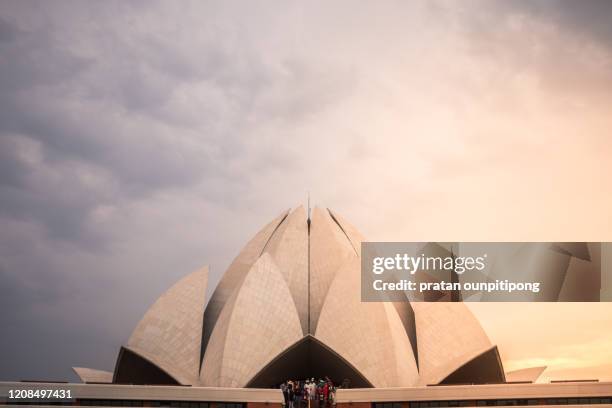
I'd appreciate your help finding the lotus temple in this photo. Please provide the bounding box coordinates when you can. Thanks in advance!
[0,206,610,407]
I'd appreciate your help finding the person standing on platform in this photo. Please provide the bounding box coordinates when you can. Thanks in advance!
[294,380,302,408]
[322,380,329,408]
[281,382,289,408]
[309,378,317,408]
[288,381,295,408]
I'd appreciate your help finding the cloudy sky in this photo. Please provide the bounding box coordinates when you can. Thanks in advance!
[1,0,612,382]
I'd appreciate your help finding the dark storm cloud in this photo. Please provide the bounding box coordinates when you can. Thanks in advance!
[517,0,612,46]
[0,0,349,246]
[0,22,89,92]
[0,12,229,243]
[449,0,612,109]
[0,16,16,42]
[0,137,29,188]
[0,258,119,381]
[465,0,612,54]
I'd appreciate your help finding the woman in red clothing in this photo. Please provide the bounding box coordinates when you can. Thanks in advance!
[322,381,329,408]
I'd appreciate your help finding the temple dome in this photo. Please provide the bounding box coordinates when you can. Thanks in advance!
[108,205,504,387]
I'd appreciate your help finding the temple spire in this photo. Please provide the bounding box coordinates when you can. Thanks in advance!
[307,191,311,226]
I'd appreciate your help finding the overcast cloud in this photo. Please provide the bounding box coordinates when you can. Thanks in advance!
[1,0,612,381]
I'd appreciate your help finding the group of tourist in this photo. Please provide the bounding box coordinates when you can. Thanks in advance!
[280,378,338,408]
